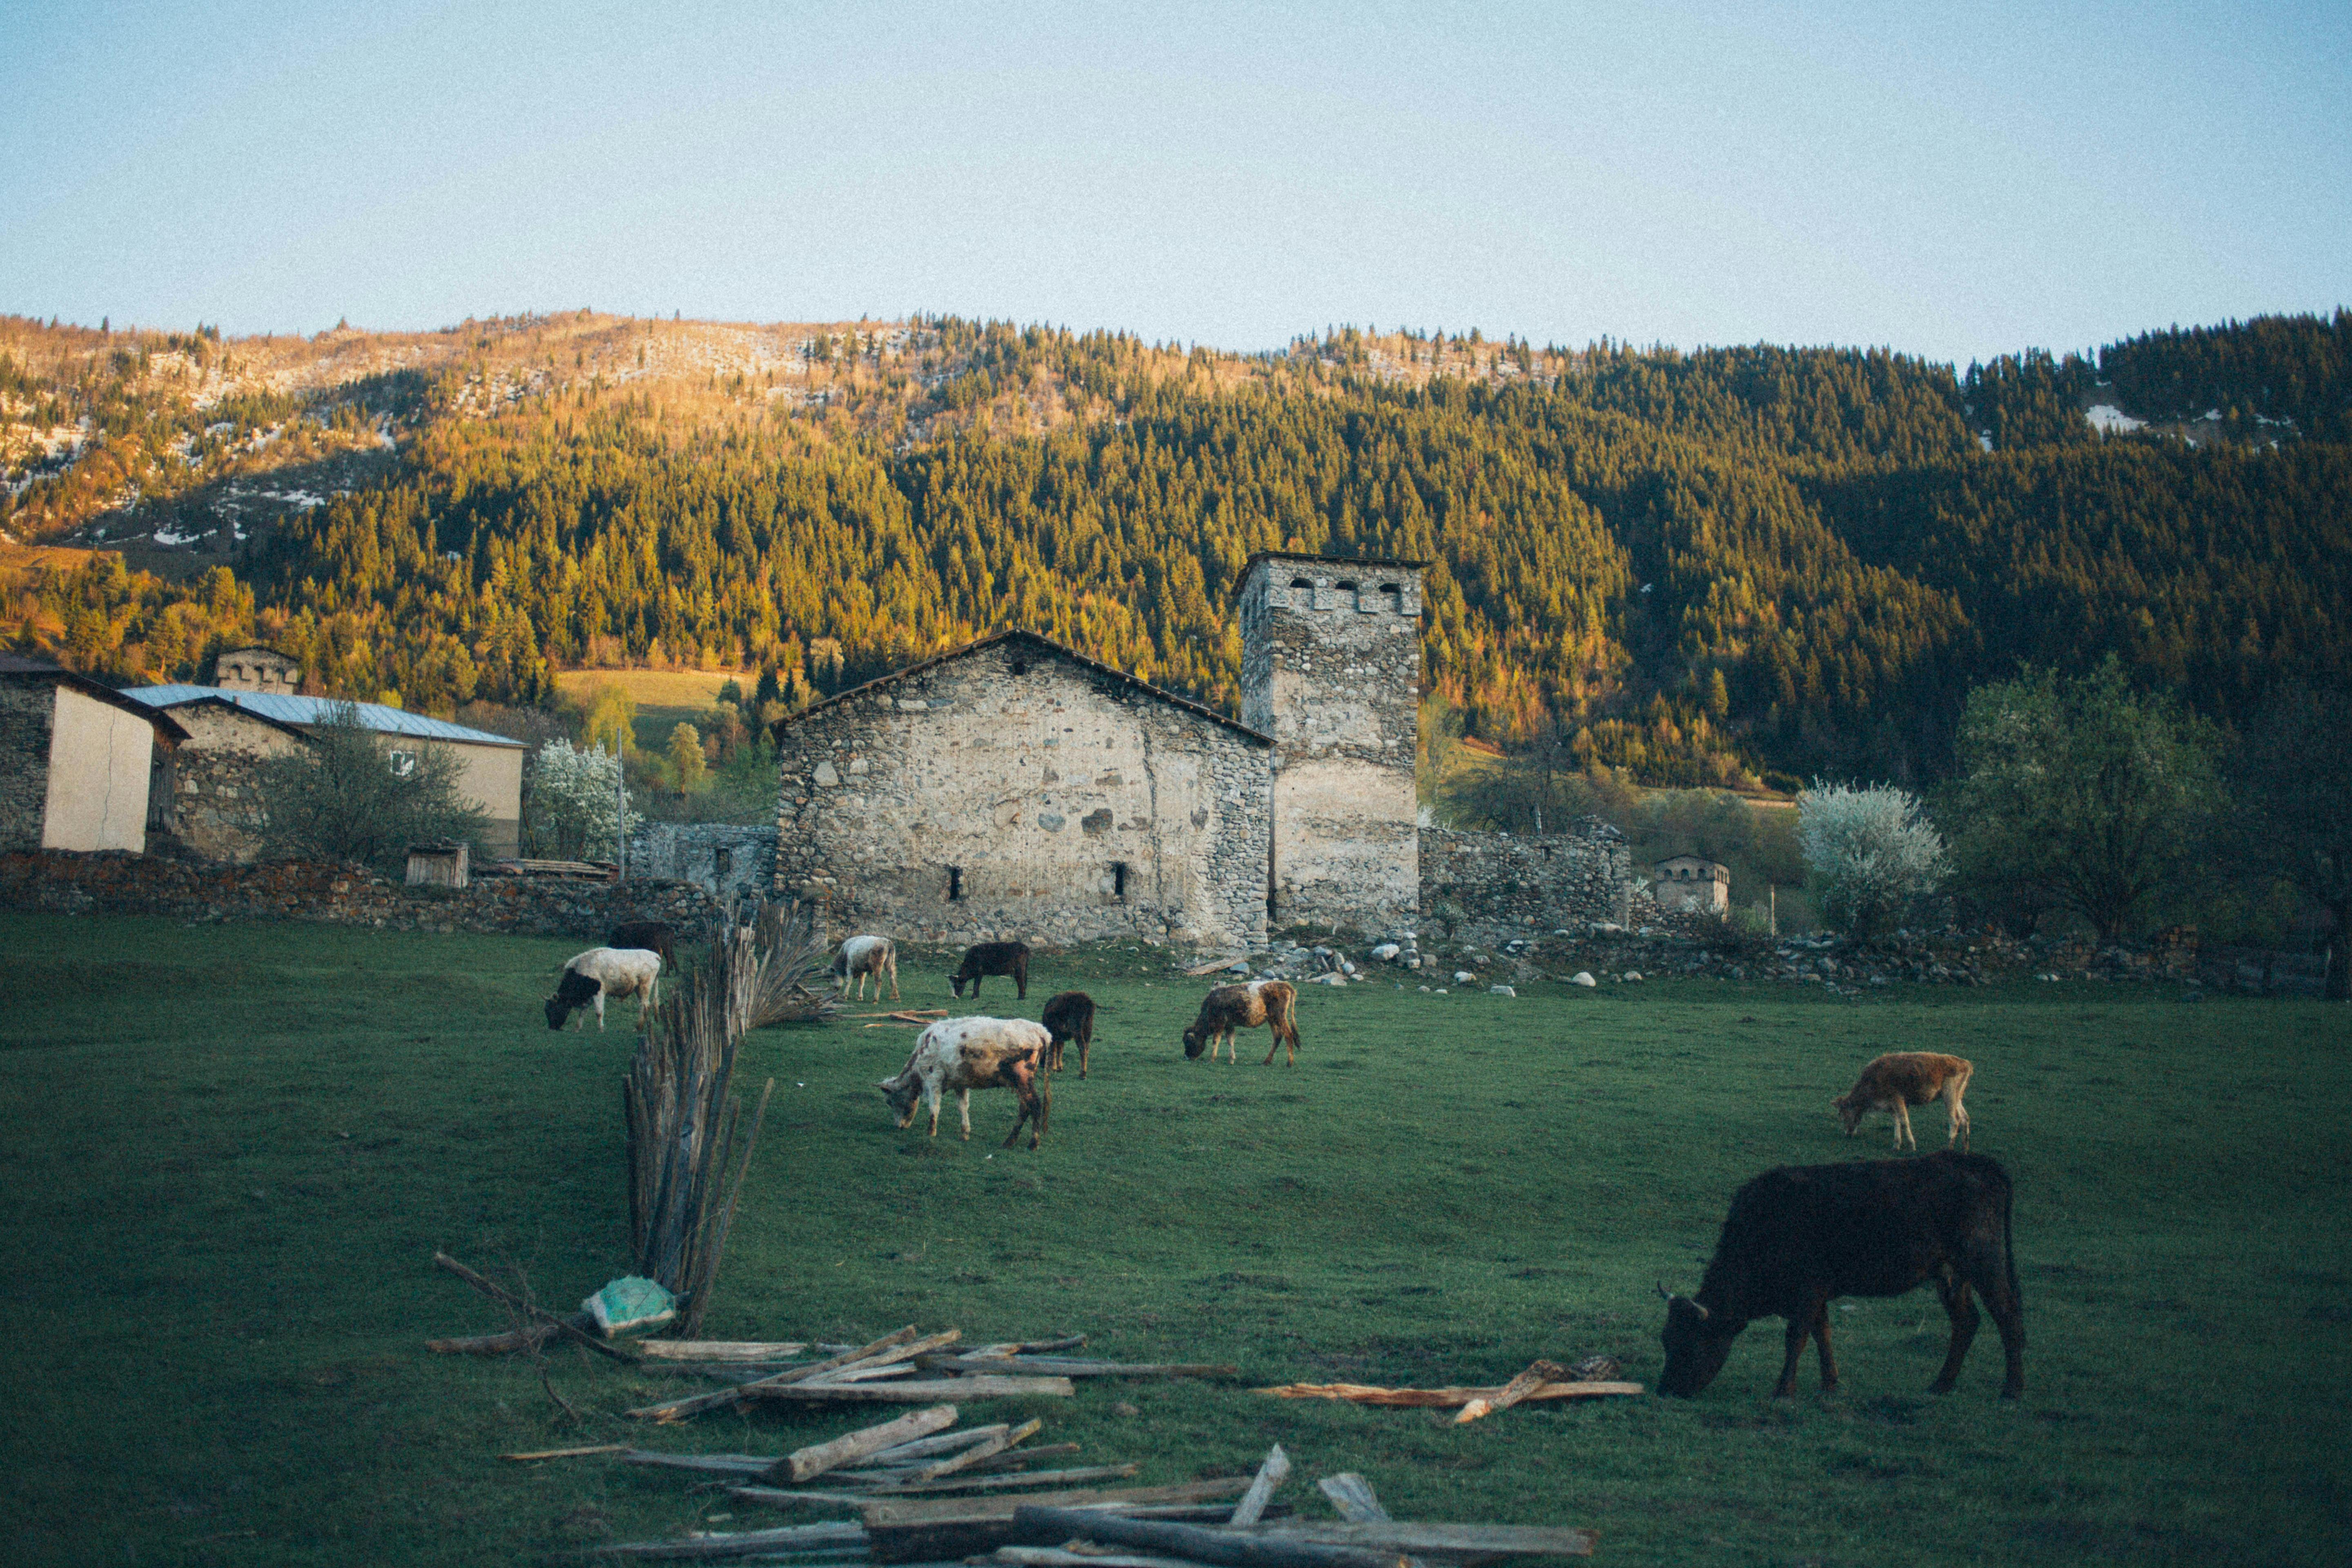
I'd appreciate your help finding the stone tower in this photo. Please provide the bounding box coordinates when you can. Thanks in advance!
[1238,552,1424,935]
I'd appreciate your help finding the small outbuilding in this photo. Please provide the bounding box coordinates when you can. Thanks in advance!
[1653,853,1731,917]
[0,655,188,855]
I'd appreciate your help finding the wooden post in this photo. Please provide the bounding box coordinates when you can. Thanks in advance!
[1228,1444,1290,1526]
[774,1404,958,1483]
[1007,1506,1402,1568]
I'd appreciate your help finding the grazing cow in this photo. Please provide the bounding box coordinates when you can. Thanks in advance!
[878,1017,1053,1149]
[1041,991,1096,1077]
[1657,1151,2025,1400]
[608,921,678,971]
[545,947,664,1031]
[1833,1052,1974,1152]
[1182,979,1301,1066]
[831,934,900,1001]
[950,941,1030,1000]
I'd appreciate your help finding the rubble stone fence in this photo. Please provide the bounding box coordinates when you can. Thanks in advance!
[0,849,722,942]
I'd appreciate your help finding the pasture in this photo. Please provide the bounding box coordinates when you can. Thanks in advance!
[4,913,2346,1567]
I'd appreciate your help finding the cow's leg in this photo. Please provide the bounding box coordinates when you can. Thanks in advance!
[1079,1030,1089,1079]
[1263,1027,1281,1067]
[1948,1089,1970,1152]
[1002,1059,1044,1149]
[593,994,606,1031]
[1929,1272,1981,1394]
[1775,1297,1825,1398]
[887,958,900,1002]
[1893,1102,1914,1152]
[1812,1306,1840,1391]
[1962,1237,2026,1398]
[957,1087,972,1140]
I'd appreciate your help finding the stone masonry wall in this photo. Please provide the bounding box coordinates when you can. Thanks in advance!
[0,681,55,853]
[629,823,777,904]
[773,637,1271,949]
[1419,820,1633,947]
[0,850,722,941]
[1239,556,1422,935]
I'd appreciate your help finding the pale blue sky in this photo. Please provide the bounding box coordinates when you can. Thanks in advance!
[4,1,2346,364]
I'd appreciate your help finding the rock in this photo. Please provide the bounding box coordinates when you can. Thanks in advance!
[1418,985,1431,992]
[1622,971,1643,982]
[1370,942,1401,962]
[1227,962,1251,976]
[1433,988,1448,995]
[1489,984,1516,997]
[1568,971,1597,987]
[1312,972,1346,986]
[811,760,840,787]
[1453,970,1476,985]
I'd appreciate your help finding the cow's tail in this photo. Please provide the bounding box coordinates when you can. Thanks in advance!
[1268,982,1300,1047]
[1998,1161,2021,1316]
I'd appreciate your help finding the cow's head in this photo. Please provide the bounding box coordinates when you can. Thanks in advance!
[1830,1093,1866,1136]
[543,994,574,1031]
[948,971,969,998]
[1181,1021,1207,1059]
[1656,1283,1739,1397]
[878,1074,922,1128]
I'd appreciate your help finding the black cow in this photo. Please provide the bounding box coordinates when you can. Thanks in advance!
[950,941,1030,1000]
[1657,1151,2025,1400]
[1041,990,1096,1077]
[608,921,678,970]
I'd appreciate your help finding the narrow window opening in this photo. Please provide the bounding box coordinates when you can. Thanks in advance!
[1336,579,1360,611]
[1008,658,1029,676]
[1381,583,1403,614]
[1111,862,1129,900]
[947,866,964,901]
[714,846,733,882]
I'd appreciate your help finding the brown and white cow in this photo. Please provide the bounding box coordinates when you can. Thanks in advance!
[1832,1052,1973,1152]
[832,934,900,1001]
[879,1016,1053,1149]
[1182,979,1301,1066]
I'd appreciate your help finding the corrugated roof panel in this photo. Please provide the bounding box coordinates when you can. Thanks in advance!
[124,686,526,748]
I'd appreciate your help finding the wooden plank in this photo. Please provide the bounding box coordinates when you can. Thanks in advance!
[1228,1446,1289,1528]
[862,1424,1009,1467]
[590,1519,868,1560]
[909,1417,1040,1482]
[1007,1507,1401,1568]
[827,1363,922,1383]
[860,1481,1252,1566]
[922,1356,1238,1379]
[622,1451,781,1478]
[1452,1362,1555,1425]
[752,1376,1073,1404]
[503,1443,628,1461]
[778,1405,959,1484]
[949,1442,1081,1476]
[990,1551,1214,1568]
[637,1341,810,1362]
[626,1325,921,1422]
[1254,1380,1641,1408]
[866,1465,1138,1497]
[1247,1524,1595,1559]
[1312,1476,1428,1568]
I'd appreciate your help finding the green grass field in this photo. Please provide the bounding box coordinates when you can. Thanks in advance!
[5,914,2347,1567]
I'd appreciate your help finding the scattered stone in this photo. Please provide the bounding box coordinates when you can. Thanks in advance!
[1568,971,1597,988]
[1622,971,1643,982]
[1453,970,1476,985]
[1489,984,1516,998]
[1370,942,1401,962]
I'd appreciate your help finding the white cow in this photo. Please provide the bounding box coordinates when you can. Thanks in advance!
[832,934,900,1001]
[878,1016,1053,1149]
[545,947,663,1031]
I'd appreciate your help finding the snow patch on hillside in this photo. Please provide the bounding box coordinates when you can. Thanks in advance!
[2086,404,2145,434]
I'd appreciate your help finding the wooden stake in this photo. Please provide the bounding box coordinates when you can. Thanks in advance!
[775,1403,958,1483]
[1452,1361,1558,1424]
[503,1443,628,1461]
[1007,1506,1401,1568]
[910,1417,1040,1482]
[626,1323,921,1422]
[1228,1444,1290,1528]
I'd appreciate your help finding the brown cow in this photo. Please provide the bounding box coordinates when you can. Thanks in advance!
[1833,1052,1973,1152]
[1182,980,1301,1066]
[950,941,1030,1000]
[878,1017,1053,1149]
[1041,991,1096,1077]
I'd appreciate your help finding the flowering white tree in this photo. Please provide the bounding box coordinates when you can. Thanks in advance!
[1797,780,1947,941]
[526,739,638,861]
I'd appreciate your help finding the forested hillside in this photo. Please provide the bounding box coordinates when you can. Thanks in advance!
[4,309,2346,786]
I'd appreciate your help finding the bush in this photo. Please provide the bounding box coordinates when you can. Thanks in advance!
[524,738,635,861]
[255,704,490,874]
[1797,780,1946,942]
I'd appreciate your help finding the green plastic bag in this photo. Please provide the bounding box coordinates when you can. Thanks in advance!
[581,1276,677,1337]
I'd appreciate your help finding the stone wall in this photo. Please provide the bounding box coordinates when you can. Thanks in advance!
[0,680,54,854]
[773,635,1271,948]
[0,849,722,941]
[163,702,307,861]
[1238,555,1422,934]
[630,823,777,903]
[1418,820,1633,946]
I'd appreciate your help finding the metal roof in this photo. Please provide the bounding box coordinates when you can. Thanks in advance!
[0,657,192,742]
[123,685,526,747]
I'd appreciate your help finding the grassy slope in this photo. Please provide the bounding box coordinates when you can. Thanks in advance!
[3,915,2345,1567]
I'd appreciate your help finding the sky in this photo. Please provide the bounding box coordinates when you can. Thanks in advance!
[3,1,2348,365]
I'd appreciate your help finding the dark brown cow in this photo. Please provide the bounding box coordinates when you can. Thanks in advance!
[1657,1151,2024,1400]
[608,921,678,970]
[1041,991,1096,1077]
[1182,980,1301,1066]
[950,941,1030,1000]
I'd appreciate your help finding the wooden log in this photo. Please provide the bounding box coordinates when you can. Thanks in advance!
[503,1443,628,1461]
[859,1481,1252,1565]
[590,1519,868,1560]
[862,1423,1009,1467]
[1007,1507,1402,1568]
[1246,1524,1595,1559]
[964,1336,1087,1357]
[910,1417,1039,1482]
[945,1442,1080,1476]
[751,1377,1074,1404]
[991,1551,1227,1568]
[431,1252,640,1363]
[1227,1446,1289,1528]
[864,1465,1138,1497]
[637,1341,811,1361]
[627,1325,922,1422]
[921,1356,1237,1379]
[777,1405,959,1484]
[1312,1476,1427,1568]
[1452,1361,1558,1425]
[1253,1381,1642,1408]
[623,1451,783,1478]
[828,1363,923,1383]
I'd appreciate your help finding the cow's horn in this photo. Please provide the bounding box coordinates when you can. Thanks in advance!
[1689,1300,1710,1319]
[1655,1281,1675,1302]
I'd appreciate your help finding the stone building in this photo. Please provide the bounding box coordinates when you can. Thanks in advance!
[148,696,312,862]
[1653,854,1730,918]
[210,646,305,693]
[125,685,528,858]
[1238,552,1424,933]
[630,822,777,904]
[0,655,187,855]
[772,630,1272,949]
[1421,820,1634,947]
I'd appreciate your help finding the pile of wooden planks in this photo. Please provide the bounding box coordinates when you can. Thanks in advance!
[582,1436,1596,1564]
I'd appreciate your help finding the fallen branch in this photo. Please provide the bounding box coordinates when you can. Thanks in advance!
[1008,1506,1399,1568]
[774,1404,959,1484]
[431,1252,639,1363]
[1254,1379,1641,1408]
[626,1324,921,1422]
[750,1375,1074,1404]
[1228,1445,1289,1528]
[1452,1361,1559,1425]
[503,1443,628,1461]
[590,1519,867,1561]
